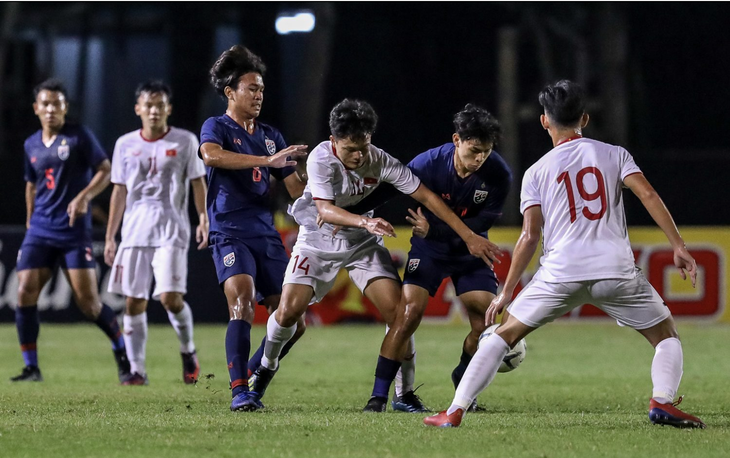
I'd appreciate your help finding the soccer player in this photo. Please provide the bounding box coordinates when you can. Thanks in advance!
[249,98,501,412]
[424,80,705,428]
[346,104,512,412]
[105,80,207,385]
[12,78,129,382]
[199,45,308,411]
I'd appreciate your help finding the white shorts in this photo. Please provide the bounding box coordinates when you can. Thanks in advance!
[108,246,188,300]
[507,268,671,330]
[283,230,400,305]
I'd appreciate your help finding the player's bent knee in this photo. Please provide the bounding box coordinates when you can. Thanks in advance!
[160,293,184,313]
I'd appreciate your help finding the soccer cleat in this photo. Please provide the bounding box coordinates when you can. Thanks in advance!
[10,365,43,382]
[392,389,431,413]
[423,409,464,428]
[362,396,388,412]
[181,351,200,384]
[114,349,131,383]
[467,400,486,412]
[122,372,149,386]
[248,366,277,399]
[649,396,705,429]
[230,391,265,412]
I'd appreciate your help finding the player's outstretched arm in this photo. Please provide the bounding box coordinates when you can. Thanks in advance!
[486,205,542,326]
[200,143,307,170]
[409,184,500,266]
[191,177,209,250]
[104,184,127,266]
[25,182,36,229]
[624,173,697,287]
[315,199,395,237]
[68,159,111,228]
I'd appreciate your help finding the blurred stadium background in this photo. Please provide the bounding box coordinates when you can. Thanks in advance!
[0,2,729,325]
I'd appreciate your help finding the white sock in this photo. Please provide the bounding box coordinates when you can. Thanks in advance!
[261,313,297,371]
[447,332,509,415]
[651,337,683,404]
[167,302,195,354]
[123,312,148,375]
[394,331,416,397]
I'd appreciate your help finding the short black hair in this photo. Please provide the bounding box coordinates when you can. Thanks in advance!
[33,78,67,99]
[209,45,267,98]
[538,79,586,127]
[329,99,378,140]
[135,80,172,101]
[453,103,501,144]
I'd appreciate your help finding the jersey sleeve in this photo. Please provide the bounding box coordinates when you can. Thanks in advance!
[110,138,126,185]
[406,153,433,190]
[306,152,336,201]
[185,133,206,179]
[619,147,642,180]
[380,149,421,195]
[519,168,541,214]
[200,118,223,147]
[269,128,296,181]
[23,143,36,183]
[81,126,109,168]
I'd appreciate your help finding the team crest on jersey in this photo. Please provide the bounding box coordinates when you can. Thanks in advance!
[57,144,70,161]
[166,149,177,157]
[474,190,489,204]
[264,136,277,155]
[408,258,420,272]
[223,252,236,267]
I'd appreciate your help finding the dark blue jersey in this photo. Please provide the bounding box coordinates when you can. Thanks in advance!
[409,143,512,259]
[23,124,108,242]
[200,115,295,239]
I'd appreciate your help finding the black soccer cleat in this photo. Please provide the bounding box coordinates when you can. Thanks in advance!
[181,351,200,384]
[114,349,131,383]
[362,396,388,412]
[10,365,43,382]
[248,366,277,399]
[392,388,431,413]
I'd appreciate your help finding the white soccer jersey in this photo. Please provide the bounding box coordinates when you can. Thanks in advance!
[520,137,642,282]
[289,141,421,240]
[111,127,206,248]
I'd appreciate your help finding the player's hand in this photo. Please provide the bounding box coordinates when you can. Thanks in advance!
[67,194,91,228]
[465,233,501,268]
[267,145,308,169]
[316,213,343,236]
[673,245,697,288]
[406,207,429,238]
[104,240,117,267]
[362,217,396,238]
[196,220,209,250]
[486,290,512,327]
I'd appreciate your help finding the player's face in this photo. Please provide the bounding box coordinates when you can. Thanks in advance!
[453,134,493,173]
[135,91,171,130]
[330,135,371,170]
[228,72,264,119]
[33,90,67,130]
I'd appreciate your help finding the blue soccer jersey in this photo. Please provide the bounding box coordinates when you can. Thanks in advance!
[200,115,295,240]
[408,143,512,259]
[23,124,108,242]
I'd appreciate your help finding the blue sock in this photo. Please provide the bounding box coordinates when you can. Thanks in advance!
[226,320,251,397]
[94,304,125,351]
[247,334,297,376]
[451,349,473,388]
[371,355,401,399]
[15,305,40,367]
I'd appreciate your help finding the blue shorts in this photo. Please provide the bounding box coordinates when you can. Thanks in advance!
[403,248,498,297]
[208,232,289,299]
[16,234,95,271]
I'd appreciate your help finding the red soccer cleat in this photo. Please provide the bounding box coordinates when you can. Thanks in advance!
[182,351,200,384]
[649,396,706,429]
[423,409,464,428]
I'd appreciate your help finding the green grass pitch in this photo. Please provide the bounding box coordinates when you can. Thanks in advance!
[1,322,728,457]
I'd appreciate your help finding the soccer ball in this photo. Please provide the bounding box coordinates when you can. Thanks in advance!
[477,324,527,373]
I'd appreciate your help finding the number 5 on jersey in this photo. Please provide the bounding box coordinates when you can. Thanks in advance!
[292,255,310,275]
[557,167,607,223]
